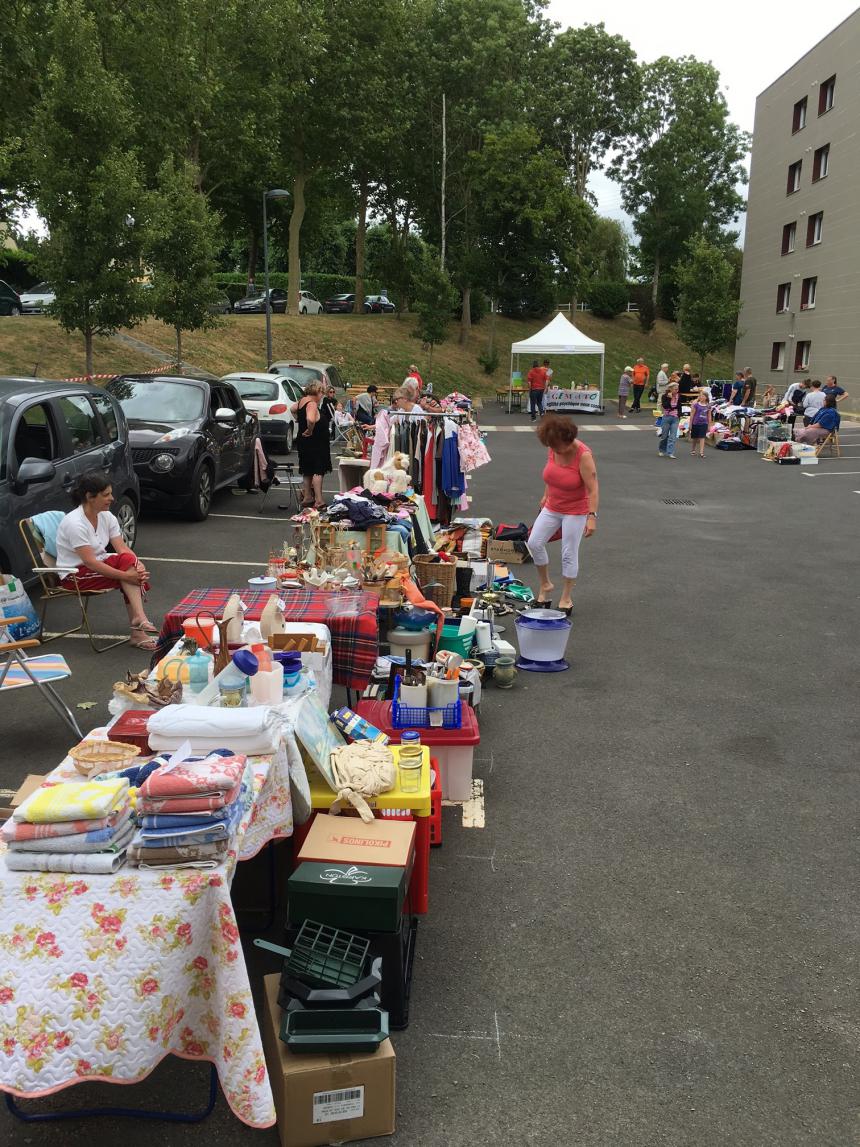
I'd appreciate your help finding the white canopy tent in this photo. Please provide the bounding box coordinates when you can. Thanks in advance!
[509,312,605,416]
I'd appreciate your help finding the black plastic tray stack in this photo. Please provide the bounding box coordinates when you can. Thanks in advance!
[254,920,389,1054]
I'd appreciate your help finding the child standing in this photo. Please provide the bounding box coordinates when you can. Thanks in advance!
[689,388,713,458]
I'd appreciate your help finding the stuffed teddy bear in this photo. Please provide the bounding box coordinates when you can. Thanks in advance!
[362,452,411,495]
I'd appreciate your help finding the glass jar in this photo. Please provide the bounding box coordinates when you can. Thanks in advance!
[398,736,423,792]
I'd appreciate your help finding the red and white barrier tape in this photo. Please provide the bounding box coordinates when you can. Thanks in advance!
[59,365,168,383]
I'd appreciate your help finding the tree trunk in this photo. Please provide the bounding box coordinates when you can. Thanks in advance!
[700,353,706,380]
[427,341,433,385]
[651,250,660,311]
[459,285,471,345]
[176,325,183,370]
[84,329,94,377]
[440,92,447,271]
[487,299,497,357]
[247,230,259,289]
[287,167,307,315]
[354,177,368,314]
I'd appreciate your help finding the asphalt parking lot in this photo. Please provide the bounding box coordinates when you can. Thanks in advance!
[2,411,859,1146]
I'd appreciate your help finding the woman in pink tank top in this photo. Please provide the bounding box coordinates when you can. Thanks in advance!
[526,415,599,614]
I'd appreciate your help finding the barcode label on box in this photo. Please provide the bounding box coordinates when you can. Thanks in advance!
[312,1085,364,1124]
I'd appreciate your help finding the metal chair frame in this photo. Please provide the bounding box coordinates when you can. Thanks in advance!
[815,430,841,457]
[18,518,128,653]
[258,460,304,514]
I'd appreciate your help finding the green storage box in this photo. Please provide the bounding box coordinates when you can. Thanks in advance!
[288,861,412,933]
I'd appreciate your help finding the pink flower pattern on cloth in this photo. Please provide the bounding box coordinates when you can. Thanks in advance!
[0,745,294,1128]
[138,754,246,798]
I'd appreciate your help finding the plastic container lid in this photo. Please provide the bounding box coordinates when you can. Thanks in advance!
[231,649,260,676]
[356,701,480,746]
[516,609,570,629]
[400,730,422,744]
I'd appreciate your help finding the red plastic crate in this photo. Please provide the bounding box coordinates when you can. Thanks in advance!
[429,758,442,847]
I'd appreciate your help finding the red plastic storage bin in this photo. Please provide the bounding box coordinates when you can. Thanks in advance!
[354,700,480,802]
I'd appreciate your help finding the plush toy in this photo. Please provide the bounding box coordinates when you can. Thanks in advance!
[362,452,411,495]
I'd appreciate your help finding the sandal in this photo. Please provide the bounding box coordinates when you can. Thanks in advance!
[131,621,158,634]
[129,633,158,651]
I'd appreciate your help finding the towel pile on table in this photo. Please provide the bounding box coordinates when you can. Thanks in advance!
[128,749,248,870]
[2,778,132,873]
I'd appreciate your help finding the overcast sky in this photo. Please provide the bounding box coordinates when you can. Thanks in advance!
[548,0,860,226]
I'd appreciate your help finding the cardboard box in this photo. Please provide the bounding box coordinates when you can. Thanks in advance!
[485,539,529,565]
[261,974,395,1147]
[298,814,415,870]
[0,774,47,821]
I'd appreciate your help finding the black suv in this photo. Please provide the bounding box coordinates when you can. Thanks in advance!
[0,280,22,316]
[0,378,140,581]
[106,374,259,520]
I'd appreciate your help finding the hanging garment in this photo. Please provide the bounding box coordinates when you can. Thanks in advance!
[370,409,393,468]
[441,419,465,499]
[457,424,491,472]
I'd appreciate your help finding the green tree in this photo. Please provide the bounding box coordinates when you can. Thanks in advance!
[412,258,457,385]
[143,159,222,367]
[542,23,639,200]
[28,0,148,375]
[675,235,740,377]
[582,216,629,283]
[609,57,749,311]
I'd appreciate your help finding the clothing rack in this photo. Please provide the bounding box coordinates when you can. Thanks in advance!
[384,411,474,423]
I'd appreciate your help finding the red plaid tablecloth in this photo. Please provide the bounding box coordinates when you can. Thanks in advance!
[153,587,379,690]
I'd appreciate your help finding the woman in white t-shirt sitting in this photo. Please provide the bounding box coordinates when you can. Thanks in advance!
[55,471,156,651]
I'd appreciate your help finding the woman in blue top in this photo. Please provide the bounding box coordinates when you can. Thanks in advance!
[795,395,840,443]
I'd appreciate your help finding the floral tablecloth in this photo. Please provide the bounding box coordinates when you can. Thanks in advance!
[0,743,294,1127]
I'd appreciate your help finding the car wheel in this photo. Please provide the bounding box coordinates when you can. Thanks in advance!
[113,495,138,548]
[10,305,21,317]
[187,461,213,521]
[285,423,294,453]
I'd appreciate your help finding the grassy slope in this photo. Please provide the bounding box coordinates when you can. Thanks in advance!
[0,317,156,378]
[0,311,735,396]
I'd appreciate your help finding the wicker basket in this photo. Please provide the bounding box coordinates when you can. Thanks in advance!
[69,739,141,777]
[413,555,456,607]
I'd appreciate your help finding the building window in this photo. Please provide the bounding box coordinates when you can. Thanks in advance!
[806,212,823,246]
[781,222,797,254]
[812,144,830,181]
[776,283,791,312]
[786,160,802,194]
[792,96,807,132]
[795,340,811,371]
[818,75,835,115]
[771,342,786,371]
[801,276,817,309]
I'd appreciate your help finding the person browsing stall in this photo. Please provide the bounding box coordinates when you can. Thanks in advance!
[630,358,650,412]
[689,387,713,459]
[526,359,547,421]
[823,375,847,404]
[617,366,632,418]
[391,386,424,417]
[526,415,599,616]
[802,380,826,425]
[658,380,681,458]
[55,471,156,650]
[354,384,378,426]
[294,380,332,508]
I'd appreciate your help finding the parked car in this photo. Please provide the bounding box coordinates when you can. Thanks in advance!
[220,371,302,454]
[233,288,288,315]
[322,293,355,314]
[268,361,346,392]
[364,294,395,313]
[105,374,258,521]
[19,282,56,315]
[0,280,22,317]
[297,290,323,315]
[208,290,232,315]
[0,377,139,582]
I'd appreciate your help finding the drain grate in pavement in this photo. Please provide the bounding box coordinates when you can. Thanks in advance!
[662,498,696,506]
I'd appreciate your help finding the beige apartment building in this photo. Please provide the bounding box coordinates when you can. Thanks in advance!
[736,10,860,394]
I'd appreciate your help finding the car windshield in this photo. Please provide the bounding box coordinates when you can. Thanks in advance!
[108,379,204,421]
[332,294,352,301]
[282,366,322,387]
[28,282,52,294]
[230,378,279,401]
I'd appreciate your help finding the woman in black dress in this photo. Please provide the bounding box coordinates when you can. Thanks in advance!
[295,381,332,508]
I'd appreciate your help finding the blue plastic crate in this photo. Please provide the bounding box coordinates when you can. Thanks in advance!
[391,676,462,730]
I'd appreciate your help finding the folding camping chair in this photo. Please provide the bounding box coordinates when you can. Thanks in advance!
[0,615,83,738]
[815,430,841,457]
[18,518,128,653]
[331,409,356,448]
[258,460,304,514]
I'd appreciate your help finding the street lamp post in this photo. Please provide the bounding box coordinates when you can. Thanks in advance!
[262,188,290,368]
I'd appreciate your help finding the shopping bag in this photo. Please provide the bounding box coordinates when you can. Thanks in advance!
[0,576,41,640]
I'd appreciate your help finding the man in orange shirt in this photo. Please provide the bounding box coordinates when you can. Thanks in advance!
[526,359,547,421]
[630,358,650,412]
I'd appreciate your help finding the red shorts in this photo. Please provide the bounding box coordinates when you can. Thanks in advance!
[60,552,149,593]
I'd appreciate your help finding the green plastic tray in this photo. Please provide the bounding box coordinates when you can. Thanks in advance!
[280,1005,389,1054]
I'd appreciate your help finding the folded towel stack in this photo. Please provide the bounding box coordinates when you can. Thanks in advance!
[128,751,247,869]
[3,779,132,873]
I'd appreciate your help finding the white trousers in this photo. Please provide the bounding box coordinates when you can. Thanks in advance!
[527,509,587,579]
